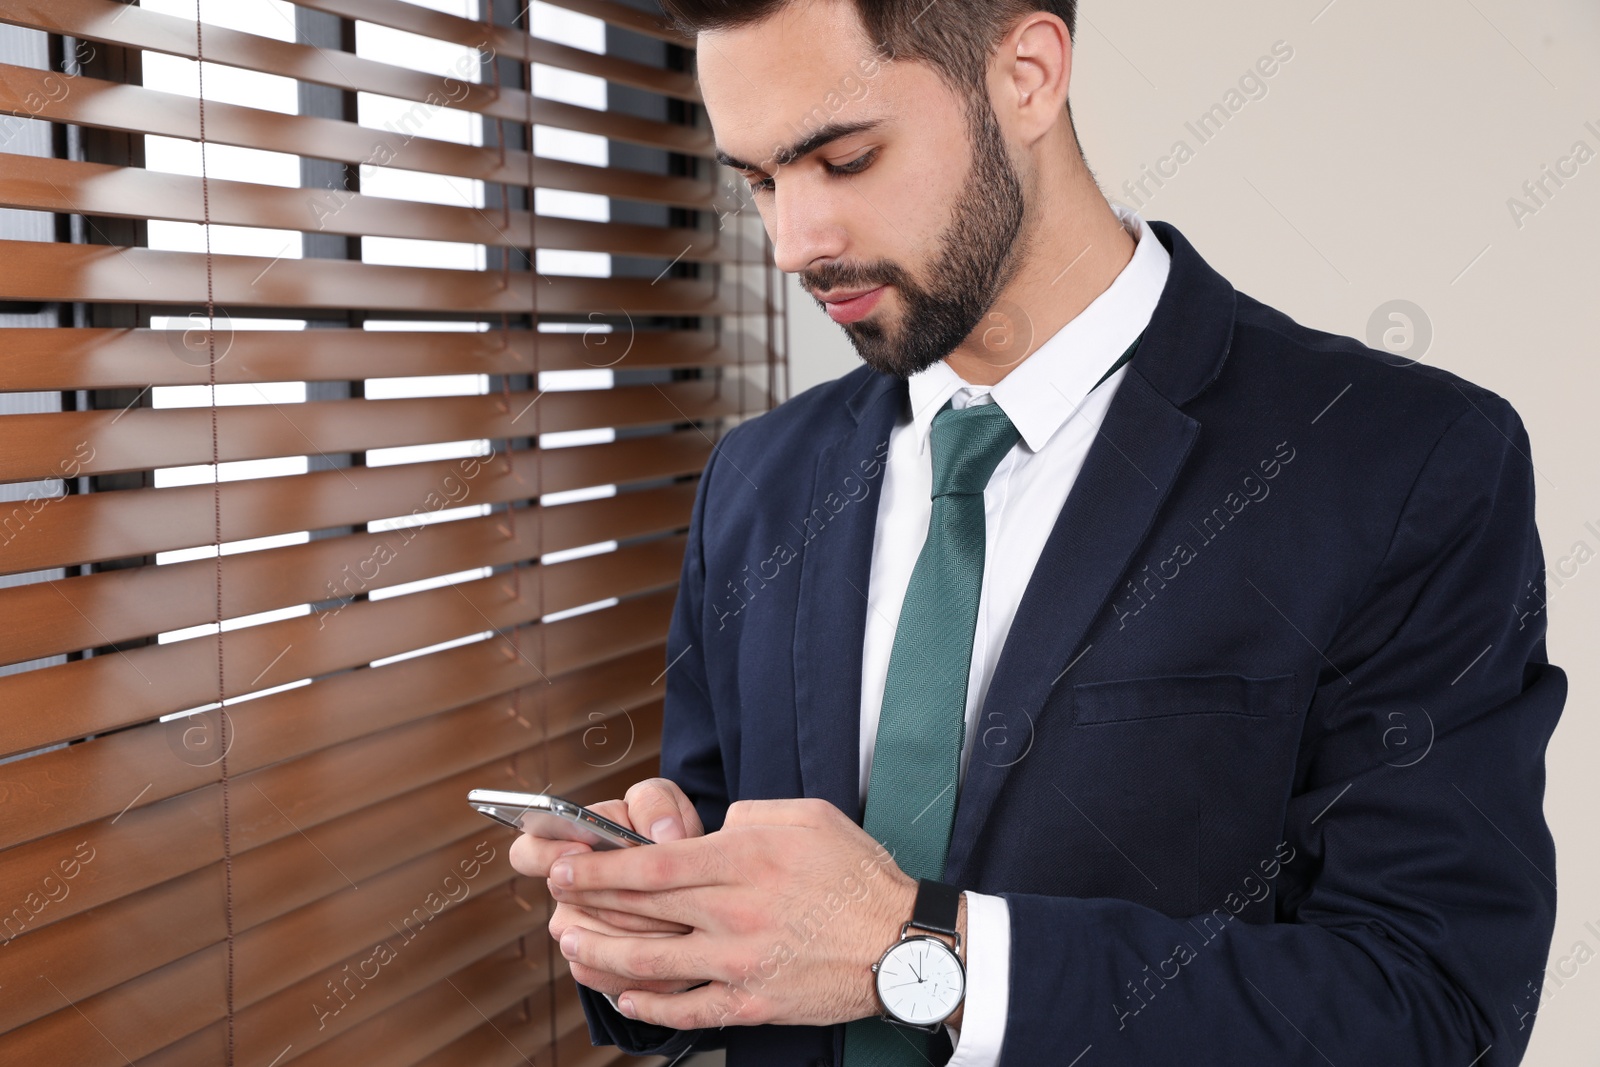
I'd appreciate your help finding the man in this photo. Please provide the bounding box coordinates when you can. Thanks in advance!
[508,1,1565,1064]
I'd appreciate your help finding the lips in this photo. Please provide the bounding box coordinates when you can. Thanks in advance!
[818,287,879,303]
[820,285,887,325]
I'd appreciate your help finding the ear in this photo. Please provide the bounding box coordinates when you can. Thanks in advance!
[998,11,1073,148]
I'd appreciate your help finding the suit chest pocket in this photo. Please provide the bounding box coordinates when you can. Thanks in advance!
[1070,671,1297,726]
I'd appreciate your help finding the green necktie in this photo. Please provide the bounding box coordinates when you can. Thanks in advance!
[842,398,1020,1067]
[842,335,1141,1067]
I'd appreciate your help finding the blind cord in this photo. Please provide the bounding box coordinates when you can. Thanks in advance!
[513,10,557,1054]
[193,8,239,1063]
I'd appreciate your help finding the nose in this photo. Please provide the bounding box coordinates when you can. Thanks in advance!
[765,178,849,277]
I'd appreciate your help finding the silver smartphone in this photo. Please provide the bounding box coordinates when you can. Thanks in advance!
[467,789,654,850]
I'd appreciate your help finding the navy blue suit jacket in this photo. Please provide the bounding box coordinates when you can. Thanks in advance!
[577,220,1565,1066]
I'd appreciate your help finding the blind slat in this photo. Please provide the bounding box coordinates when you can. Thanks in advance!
[0,492,693,664]
[0,327,764,392]
[0,381,757,481]
[3,0,699,126]
[0,547,681,757]
[537,152,728,208]
[531,0,695,44]
[1,435,713,577]
[0,154,754,260]
[0,59,711,171]
[0,238,769,316]
[292,0,692,50]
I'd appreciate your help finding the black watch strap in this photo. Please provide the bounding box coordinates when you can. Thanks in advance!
[910,877,960,937]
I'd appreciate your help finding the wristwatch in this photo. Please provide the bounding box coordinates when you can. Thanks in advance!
[870,877,966,1031]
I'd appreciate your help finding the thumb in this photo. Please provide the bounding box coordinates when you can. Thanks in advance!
[624,777,703,843]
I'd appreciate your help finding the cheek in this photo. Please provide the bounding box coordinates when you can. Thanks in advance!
[892,170,971,278]
[895,134,975,249]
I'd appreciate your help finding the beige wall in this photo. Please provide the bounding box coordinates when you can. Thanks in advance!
[783,1,1600,1060]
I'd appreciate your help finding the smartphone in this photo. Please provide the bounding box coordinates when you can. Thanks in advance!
[466,789,654,850]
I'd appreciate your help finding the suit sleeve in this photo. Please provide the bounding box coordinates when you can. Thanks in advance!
[574,430,735,1059]
[995,396,1565,1064]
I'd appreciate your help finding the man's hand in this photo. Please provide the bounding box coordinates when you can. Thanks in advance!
[508,778,707,998]
[544,797,918,1031]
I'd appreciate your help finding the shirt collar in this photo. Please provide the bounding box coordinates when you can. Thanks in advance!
[905,202,1172,455]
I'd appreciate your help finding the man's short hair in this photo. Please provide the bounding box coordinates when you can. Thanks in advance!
[660,0,1079,127]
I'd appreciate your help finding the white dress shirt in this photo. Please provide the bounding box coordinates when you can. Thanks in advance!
[604,203,1170,1062]
[858,202,1170,1063]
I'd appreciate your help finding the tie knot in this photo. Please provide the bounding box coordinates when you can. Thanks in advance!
[929,400,1020,498]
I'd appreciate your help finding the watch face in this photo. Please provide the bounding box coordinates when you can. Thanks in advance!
[876,936,964,1026]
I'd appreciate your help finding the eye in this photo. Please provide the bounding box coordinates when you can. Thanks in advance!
[744,149,878,195]
[826,149,877,177]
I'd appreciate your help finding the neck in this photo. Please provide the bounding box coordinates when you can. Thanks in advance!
[943,170,1137,388]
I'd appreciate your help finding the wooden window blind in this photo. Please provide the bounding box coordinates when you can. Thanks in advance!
[0,0,783,1064]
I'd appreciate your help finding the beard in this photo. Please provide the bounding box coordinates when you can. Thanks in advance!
[803,95,1029,380]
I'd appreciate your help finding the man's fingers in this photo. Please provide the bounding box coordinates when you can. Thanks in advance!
[625,777,704,843]
[508,828,592,878]
[574,968,704,998]
[559,925,714,987]
[586,905,692,935]
[550,897,691,935]
[547,834,731,895]
[614,981,754,1030]
[549,902,686,941]
[584,798,634,830]
[721,796,839,829]
[549,881,697,928]
[552,906,696,992]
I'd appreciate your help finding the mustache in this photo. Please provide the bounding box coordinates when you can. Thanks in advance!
[802,267,901,297]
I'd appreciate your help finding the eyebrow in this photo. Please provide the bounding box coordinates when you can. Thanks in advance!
[715,119,884,175]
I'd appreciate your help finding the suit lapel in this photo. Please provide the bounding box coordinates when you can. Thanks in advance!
[793,372,904,827]
[942,219,1237,885]
[942,369,1199,883]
